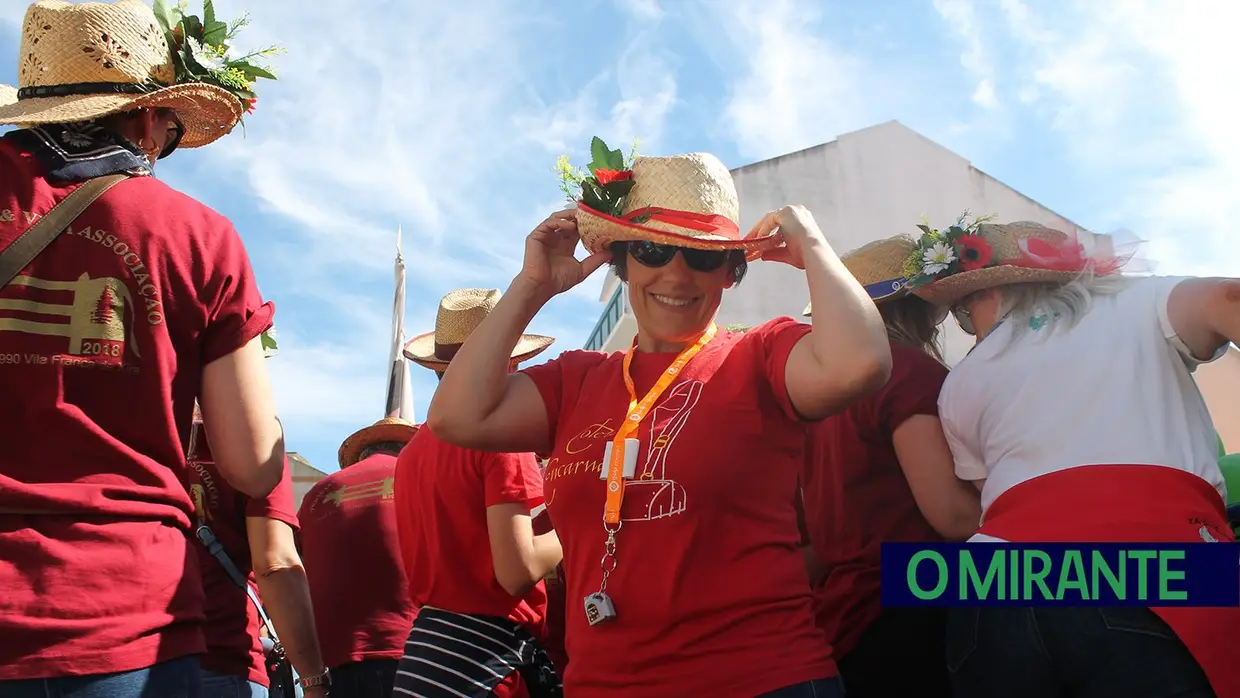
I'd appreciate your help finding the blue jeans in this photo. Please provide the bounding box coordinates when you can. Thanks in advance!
[200,670,268,698]
[328,660,398,698]
[0,656,201,698]
[947,606,1215,697]
[757,677,845,697]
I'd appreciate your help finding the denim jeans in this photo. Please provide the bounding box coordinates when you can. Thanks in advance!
[328,660,398,698]
[947,606,1216,697]
[837,607,949,698]
[0,656,201,698]
[200,670,269,698]
[756,676,845,697]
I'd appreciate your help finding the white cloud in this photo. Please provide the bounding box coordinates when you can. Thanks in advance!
[932,0,1000,110]
[184,0,682,465]
[703,0,871,161]
[618,0,663,21]
[991,0,1240,278]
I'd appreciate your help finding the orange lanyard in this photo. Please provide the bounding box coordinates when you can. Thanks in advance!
[603,323,717,525]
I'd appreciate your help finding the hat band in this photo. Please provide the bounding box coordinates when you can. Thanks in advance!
[623,206,740,238]
[18,81,164,100]
[864,277,906,299]
[433,340,462,362]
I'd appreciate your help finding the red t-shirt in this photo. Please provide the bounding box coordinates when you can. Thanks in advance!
[801,342,948,656]
[0,138,273,679]
[299,453,418,670]
[521,317,835,698]
[533,507,569,674]
[187,425,299,686]
[394,428,547,634]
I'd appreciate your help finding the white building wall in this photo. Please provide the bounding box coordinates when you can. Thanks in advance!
[590,121,1093,365]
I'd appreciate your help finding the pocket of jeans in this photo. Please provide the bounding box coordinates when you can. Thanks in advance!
[1098,607,1179,641]
[944,606,979,673]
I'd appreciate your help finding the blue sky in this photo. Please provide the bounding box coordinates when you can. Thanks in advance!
[2,0,1236,472]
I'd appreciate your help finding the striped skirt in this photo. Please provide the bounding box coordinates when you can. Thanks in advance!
[393,606,563,698]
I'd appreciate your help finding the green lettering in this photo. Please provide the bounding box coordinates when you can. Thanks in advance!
[1057,550,1090,601]
[1091,550,1125,600]
[961,549,1003,600]
[907,551,948,600]
[1128,550,1156,600]
[1023,550,1054,600]
[1009,547,1019,600]
[1158,550,1188,601]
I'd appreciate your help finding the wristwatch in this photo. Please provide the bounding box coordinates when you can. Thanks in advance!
[297,669,332,690]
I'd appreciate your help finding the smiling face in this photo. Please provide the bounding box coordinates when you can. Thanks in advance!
[623,244,737,352]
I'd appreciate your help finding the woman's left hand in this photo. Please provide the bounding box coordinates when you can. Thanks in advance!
[744,205,827,269]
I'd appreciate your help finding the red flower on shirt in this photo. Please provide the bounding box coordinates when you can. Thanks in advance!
[957,234,993,271]
[594,169,633,186]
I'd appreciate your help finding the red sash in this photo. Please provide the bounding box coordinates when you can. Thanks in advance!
[979,465,1240,697]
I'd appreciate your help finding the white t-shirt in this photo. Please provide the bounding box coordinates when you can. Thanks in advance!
[938,276,1228,542]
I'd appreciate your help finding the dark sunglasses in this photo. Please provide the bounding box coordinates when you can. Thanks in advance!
[627,240,730,272]
[951,305,976,336]
[158,117,185,160]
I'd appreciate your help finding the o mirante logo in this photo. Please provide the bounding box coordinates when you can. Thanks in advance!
[881,543,1240,607]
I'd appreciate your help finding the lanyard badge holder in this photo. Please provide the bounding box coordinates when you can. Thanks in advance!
[585,324,716,627]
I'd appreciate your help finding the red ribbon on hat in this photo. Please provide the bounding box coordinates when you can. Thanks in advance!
[1009,234,1127,276]
[621,206,741,238]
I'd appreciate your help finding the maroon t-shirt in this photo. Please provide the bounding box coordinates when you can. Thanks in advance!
[0,138,274,679]
[188,423,299,686]
[801,342,948,656]
[299,454,418,670]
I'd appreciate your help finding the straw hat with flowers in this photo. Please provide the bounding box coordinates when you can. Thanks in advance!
[554,137,783,255]
[805,234,917,316]
[0,0,281,149]
[404,288,555,371]
[902,213,1122,306]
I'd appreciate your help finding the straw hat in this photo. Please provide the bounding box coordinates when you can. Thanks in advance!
[0,0,243,148]
[403,288,555,370]
[805,235,917,316]
[908,221,1089,306]
[575,152,782,255]
[338,417,418,469]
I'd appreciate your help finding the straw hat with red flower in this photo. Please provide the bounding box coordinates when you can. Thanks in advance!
[0,0,280,148]
[903,212,1126,306]
[555,136,783,255]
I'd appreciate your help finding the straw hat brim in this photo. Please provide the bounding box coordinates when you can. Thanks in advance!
[338,421,419,469]
[0,83,243,149]
[575,204,781,255]
[403,331,555,370]
[912,265,1078,306]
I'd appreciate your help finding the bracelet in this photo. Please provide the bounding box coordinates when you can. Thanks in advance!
[297,669,332,688]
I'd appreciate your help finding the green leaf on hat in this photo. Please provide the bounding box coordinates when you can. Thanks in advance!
[600,179,636,199]
[204,0,216,26]
[232,62,277,80]
[588,136,626,174]
[152,0,177,35]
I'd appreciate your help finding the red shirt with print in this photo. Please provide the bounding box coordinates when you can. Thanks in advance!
[187,425,299,687]
[801,342,948,656]
[394,428,548,634]
[521,317,835,698]
[0,139,274,679]
[299,453,418,670]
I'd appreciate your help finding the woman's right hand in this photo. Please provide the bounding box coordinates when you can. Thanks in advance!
[518,209,611,298]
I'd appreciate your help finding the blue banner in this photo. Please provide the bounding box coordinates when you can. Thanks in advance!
[880,543,1240,607]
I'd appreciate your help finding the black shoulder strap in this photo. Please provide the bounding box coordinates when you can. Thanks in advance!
[0,174,128,289]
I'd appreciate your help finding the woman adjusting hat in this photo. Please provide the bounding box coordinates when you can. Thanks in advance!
[907,215,1240,698]
[428,138,894,698]
[0,0,283,694]
[802,234,979,698]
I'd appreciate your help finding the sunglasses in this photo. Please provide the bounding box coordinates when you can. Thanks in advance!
[951,306,976,336]
[627,241,731,273]
[158,116,185,160]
